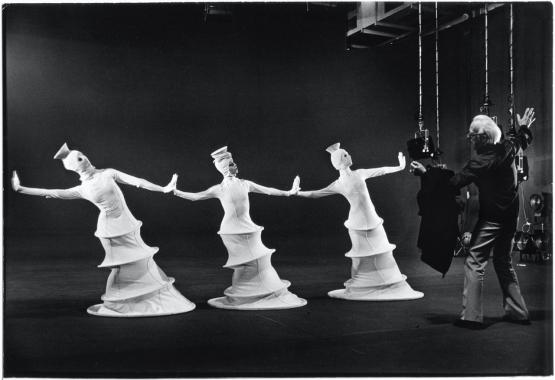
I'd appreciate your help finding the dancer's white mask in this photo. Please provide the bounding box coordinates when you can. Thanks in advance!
[326,143,352,170]
[211,146,238,177]
[53,143,93,173]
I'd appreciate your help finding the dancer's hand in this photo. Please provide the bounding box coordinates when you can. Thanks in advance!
[410,161,426,175]
[12,171,21,192]
[517,107,536,128]
[288,175,301,196]
[397,152,406,170]
[163,174,178,193]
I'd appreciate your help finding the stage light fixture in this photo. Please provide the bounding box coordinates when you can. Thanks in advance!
[407,134,438,160]
[529,193,544,213]
[514,231,531,252]
[533,232,548,250]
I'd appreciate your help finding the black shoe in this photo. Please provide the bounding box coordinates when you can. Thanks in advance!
[502,316,531,325]
[454,319,486,330]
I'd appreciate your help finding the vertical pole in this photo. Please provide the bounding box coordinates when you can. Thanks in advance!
[480,3,490,115]
[435,2,440,150]
[509,3,515,130]
[418,2,423,129]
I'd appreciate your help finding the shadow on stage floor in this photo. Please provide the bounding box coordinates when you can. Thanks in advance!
[4,233,553,377]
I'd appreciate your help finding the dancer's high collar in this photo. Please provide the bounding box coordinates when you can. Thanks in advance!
[339,167,353,178]
[79,166,98,181]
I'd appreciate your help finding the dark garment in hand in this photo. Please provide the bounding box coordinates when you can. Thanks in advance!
[417,167,461,276]
[449,126,533,221]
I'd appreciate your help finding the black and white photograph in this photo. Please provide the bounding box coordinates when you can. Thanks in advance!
[3,1,553,377]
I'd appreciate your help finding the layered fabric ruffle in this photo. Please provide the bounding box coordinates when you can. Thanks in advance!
[219,229,274,268]
[209,230,306,310]
[87,225,195,317]
[97,224,156,267]
[328,226,423,301]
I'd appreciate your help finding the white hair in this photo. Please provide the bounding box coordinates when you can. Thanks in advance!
[470,115,502,144]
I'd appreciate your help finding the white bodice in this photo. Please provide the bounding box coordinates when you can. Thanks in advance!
[79,170,140,238]
[216,177,262,234]
[334,170,383,230]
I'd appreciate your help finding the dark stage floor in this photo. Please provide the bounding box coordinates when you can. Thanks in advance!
[4,234,553,377]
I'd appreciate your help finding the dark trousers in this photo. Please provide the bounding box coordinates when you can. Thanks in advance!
[461,219,529,322]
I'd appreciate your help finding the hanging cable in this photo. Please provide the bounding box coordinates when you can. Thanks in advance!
[417,2,429,154]
[519,185,531,232]
[480,3,491,115]
[485,3,488,100]
[408,2,436,160]
[418,2,424,130]
[508,4,528,184]
[435,2,440,151]
[508,3,515,130]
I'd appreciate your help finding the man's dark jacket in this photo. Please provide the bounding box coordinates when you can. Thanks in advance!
[449,126,533,222]
[417,125,533,275]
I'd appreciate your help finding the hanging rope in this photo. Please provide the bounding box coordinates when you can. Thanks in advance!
[484,3,489,99]
[418,2,424,130]
[508,3,515,130]
[480,3,491,115]
[435,2,440,150]
[509,3,526,183]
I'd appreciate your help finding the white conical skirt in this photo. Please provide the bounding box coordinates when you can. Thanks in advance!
[88,285,195,317]
[209,235,307,310]
[345,254,406,288]
[345,225,396,258]
[87,229,195,317]
[208,287,307,310]
[328,277,423,301]
[329,228,424,301]
[220,229,275,268]
[101,257,176,301]
[97,224,158,268]
[224,254,289,297]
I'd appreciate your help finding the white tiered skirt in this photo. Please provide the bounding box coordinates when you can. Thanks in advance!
[208,229,307,310]
[328,225,424,301]
[86,226,196,317]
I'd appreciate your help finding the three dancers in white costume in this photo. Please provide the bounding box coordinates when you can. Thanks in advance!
[11,143,196,317]
[12,142,422,316]
[296,143,423,301]
[173,146,307,310]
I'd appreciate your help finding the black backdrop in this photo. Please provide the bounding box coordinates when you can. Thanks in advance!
[4,3,552,255]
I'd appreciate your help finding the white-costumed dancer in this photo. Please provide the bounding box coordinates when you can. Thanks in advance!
[12,143,195,317]
[297,143,423,301]
[173,146,307,310]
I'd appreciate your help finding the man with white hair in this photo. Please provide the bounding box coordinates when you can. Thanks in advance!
[411,107,535,328]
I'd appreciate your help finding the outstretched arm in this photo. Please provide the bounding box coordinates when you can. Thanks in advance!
[297,181,338,198]
[357,152,406,179]
[411,158,483,190]
[109,169,176,193]
[247,176,300,197]
[11,171,82,200]
[173,186,219,201]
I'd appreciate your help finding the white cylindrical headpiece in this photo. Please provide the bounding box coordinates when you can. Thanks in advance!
[211,146,233,176]
[53,142,91,172]
[326,142,349,170]
[53,143,71,160]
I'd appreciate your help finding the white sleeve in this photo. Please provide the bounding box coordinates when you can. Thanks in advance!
[19,186,82,200]
[357,167,401,180]
[245,180,290,196]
